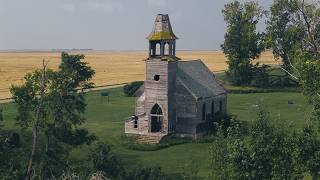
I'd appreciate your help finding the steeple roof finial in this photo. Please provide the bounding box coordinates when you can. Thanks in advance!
[147,14,178,41]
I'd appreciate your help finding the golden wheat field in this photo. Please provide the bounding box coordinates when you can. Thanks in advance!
[0,51,278,99]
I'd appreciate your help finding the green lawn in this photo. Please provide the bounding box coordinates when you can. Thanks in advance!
[1,88,312,178]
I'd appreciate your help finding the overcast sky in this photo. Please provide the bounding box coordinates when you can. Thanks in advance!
[0,0,273,51]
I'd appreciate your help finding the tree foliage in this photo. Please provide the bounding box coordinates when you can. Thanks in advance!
[123,81,143,97]
[88,141,122,178]
[10,52,96,179]
[222,1,266,85]
[123,166,167,180]
[211,108,304,179]
[297,127,320,180]
[266,0,304,71]
[0,107,24,179]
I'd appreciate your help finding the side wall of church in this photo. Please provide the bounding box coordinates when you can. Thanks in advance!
[195,94,227,135]
[196,94,227,119]
[175,79,197,135]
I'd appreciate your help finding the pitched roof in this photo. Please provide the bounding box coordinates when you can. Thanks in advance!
[134,83,145,97]
[177,60,227,99]
[147,14,178,41]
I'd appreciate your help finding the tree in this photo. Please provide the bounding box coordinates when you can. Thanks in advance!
[210,126,235,180]
[10,53,96,179]
[123,166,167,180]
[123,81,143,97]
[222,108,303,179]
[268,1,320,178]
[297,126,320,180]
[0,107,24,179]
[295,0,320,106]
[88,141,122,178]
[222,1,266,85]
[266,0,304,72]
[10,60,48,180]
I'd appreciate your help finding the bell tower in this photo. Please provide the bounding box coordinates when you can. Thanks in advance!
[144,14,178,134]
[147,14,178,58]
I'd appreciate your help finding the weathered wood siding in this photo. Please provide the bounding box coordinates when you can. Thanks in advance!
[175,79,197,135]
[135,92,145,115]
[145,58,169,133]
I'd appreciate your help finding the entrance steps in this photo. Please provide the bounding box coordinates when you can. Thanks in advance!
[127,133,166,144]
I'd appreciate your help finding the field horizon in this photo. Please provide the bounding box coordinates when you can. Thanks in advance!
[0,50,279,99]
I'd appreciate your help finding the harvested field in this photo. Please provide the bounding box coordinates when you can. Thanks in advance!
[0,51,278,99]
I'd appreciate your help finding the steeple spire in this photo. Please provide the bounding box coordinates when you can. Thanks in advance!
[148,14,178,58]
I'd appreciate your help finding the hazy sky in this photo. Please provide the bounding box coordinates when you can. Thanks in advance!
[0,0,273,50]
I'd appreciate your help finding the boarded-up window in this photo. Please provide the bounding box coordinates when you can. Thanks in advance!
[211,101,215,118]
[202,103,206,120]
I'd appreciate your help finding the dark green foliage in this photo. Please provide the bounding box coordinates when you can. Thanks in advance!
[0,107,3,124]
[218,68,299,89]
[266,0,303,71]
[6,132,20,147]
[88,141,122,178]
[10,52,96,179]
[122,135,190,151]
[210,127,235,180]
[250,64,270,87]
[227,108,303,179]
[222,1,266,86]
[159,134,192,145]
[123,81,143,97]
[0,108,24,179]
[100,91,109,97]
[123,166,168,180]
[297,127,320,179]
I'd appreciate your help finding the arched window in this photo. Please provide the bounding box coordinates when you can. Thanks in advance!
[150,104,163,132]
[156,43,161,55]
[202,103,206,120]
[211,101,215,118]
[164,43,169,55]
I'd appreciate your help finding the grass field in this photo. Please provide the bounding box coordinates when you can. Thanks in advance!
[1,87,311,178]
[0,51,278,99]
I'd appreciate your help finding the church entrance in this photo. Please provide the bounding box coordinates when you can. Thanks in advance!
[150,104,163,133]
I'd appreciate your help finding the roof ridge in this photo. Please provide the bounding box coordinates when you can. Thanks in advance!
[147,14,178,40]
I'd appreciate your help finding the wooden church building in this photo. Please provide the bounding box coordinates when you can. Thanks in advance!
[125,14,227,143]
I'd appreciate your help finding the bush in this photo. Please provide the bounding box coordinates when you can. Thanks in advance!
[121,135,190,151]
[217,67,299,89]
[159,135,192,145]
[122,166,168,180]
[251,64,270,87]
[225,85,300,94]
[88,141,123,178]
[123,81,143,97]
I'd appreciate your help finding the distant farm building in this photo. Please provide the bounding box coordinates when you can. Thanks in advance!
[125,14,227,143]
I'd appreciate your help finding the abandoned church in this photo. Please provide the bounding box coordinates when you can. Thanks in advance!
[125,14,227,143]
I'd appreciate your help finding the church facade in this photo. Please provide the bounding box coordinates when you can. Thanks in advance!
[125,14,227,143]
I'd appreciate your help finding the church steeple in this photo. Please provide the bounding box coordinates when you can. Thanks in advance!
[147,14,178,58]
